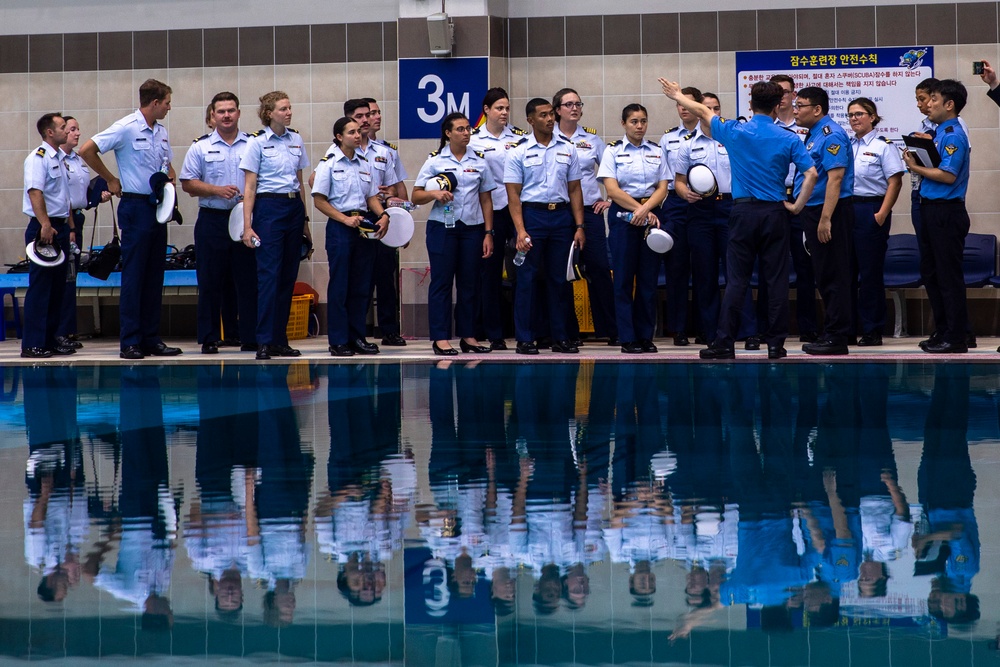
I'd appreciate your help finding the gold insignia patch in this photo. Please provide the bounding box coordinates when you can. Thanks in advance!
[945,144,958,155]
[827,144,841,156]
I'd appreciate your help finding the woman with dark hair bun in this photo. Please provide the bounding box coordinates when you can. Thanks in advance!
[412,112,497,356]
[552,87,617,346]
[312,117,389,357]
[468,87,526,350]
[847,97,904,347]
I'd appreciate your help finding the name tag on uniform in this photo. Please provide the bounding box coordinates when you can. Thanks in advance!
[332,169,347,180]
[555,152,572,164]
[132,137,150,150]
[206,151,224,162]
[524,153,543,167]
[359,171,372,182]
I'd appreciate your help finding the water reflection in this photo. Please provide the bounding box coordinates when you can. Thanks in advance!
[0,361,996,663]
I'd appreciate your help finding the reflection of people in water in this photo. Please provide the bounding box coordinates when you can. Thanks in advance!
[22,366,87,603]
[85,366,176,631]
[247,364,314,627]
[186,365,260,620]
[915,365,980,627]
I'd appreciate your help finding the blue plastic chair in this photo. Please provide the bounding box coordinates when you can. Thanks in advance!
[0,288,22,341]
[883,234,922,338]
[962,233,997,288]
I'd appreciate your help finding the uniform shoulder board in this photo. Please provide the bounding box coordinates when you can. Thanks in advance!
[35,147,46,157]
[251,130,264,137]
[429,149,440,157]
[358,153,368,161]
[683,131,696,140]
[471,126,481,135]
[667,126,679,134]
[644,139,659,148]
[583,126,597,135]
[383,140,398,151]
[515,137,528,146]
[944,125,954,133]
[192,133,210,144]
[287,127,298,134]
[822,125,832,135]
[319,153,335,162]
[880,136,892,144]
[474,150,485,159]
[511,126,527,136]
[607,139,622,147]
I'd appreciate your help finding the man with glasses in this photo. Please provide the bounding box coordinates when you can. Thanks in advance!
[791,86,855,356]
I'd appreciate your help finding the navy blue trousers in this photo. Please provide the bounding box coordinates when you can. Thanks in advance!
[800,199,855,343]
[607,203,660,343]
[23,217,70,350]
[918,199,970,345]
[57,211,84,339]
[514,207,573,343]
[252,197,305,346]
[195,207,258,345]
[479,206,514,340]
[326,218,376,345]
[426,219,483,341]
[117,198,167,349]
[852,200,891,335]
[370,243,401,336]
[660,192,690,334]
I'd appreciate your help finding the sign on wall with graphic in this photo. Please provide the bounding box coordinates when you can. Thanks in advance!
[399,57,489,139]
[735,47,934,138]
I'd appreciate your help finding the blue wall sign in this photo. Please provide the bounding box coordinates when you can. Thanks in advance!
[399,57,489,139]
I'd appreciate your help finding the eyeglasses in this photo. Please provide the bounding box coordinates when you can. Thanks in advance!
[451,126,472,133]
[847,111,869,119]
[792,103,818,110]
[560,102,585,109]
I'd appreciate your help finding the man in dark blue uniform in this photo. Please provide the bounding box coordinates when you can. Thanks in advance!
[659,79,817,360]
[792,86,856,356]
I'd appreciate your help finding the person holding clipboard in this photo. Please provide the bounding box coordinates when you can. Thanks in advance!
[901,79,971,354]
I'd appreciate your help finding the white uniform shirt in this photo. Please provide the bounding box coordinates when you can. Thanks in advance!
[659,125,694,189]
[311,146,378,212]
[503,134,583,203]
[239,126,309,193]
[557,125,606,206]
[414,145,496,226]
[597,138,668,199]
[375,137,409,183]
[179,129,250,210]
[674,126,734,194]
[91,110,172,195]
[61,149,92,211]
[851,130,906,197]
[23,143,70,219]
[468,125,525,210]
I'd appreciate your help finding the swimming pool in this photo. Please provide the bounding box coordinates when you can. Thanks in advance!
[0,361,996,665]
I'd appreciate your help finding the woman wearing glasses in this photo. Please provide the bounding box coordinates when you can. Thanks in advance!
[552,88,617,346]
[848,97,904,346]
[412,113,496,355]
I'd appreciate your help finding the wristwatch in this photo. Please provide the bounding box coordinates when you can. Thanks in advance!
[485,229,495,236]
[575,224,585,229]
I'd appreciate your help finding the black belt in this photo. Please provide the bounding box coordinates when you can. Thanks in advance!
[256,192,300,199]
[715,193,733,201]
[853,195,884,203]
[522,201,568,211]
[121,192,150,200]
[920,197,963,205]
[733,197,782,205]
[344,210,367,217]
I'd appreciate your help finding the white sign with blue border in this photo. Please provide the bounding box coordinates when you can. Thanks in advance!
[399,57,489,139]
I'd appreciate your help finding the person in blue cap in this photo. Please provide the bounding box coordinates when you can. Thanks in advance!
[80,79,182,360]
[659,78,816,360]
[792,86,856,356]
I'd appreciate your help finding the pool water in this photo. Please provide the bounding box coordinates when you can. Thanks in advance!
[0,360,997,665]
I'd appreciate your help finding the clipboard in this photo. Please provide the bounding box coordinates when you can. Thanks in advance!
[902,134,941,168]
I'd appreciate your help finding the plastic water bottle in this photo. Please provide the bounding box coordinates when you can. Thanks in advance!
[160,156,169,174]
[443,201,455,228]
[251,236,261,248]
[616,211,634,222]
[513,237,531,267]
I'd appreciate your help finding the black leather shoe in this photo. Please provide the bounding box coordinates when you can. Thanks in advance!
[621,342,644,354]
[919,331,943,350]
[640,339,658,353]
[767,345,787,360]
[460,339,492,353]
[536,337,552,350]
[381,334,407,347]
[51,345,77,356]
[515,341,539,355]
[799,331,819,343]
[329,344,355,357]
[673,335,689,346]
[350,338,380,355]
[967,333,978,349]
[848,336,859,346]
[21,347,52,359]
[858,333,882,347]
[606,337,620,346]
[144,342,182,356]
[551,340,579,354]
[699,344,735,360]
[694,335,708,346]
[803,339,849,355]
[274,345,301,357]
[55,335,82,349]
[220,338,241,347]
[256,345,273,360]
[240,343,258,352]
[570,338,583,349]
[490,339,508,351]
[744,335,762,351]
[925,341,968,354]
[201,342,219,354]
[120,345,144,360]
[433,341,459,356]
